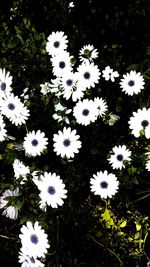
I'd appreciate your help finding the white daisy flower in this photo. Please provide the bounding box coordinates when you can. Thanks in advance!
[0,68,13,98]
[77,62,101,90]
[19,221,50,258]
[51,51,73,77]
[73,99,99,125]
[46,31,68,57]
[60,71,85,102]
[128,108,150,138]
[40,82,52,95]
[18,249,44,267]
[53,127,82,158]
[145,160,150,171]
[108,145,131,170]
[0,187,19,220]
[90,170,119,198]
[120,70,145,95]
[0,115,7,141]
[79,44,99,63]
[94,97,108,117]
[0,93,30,126]
[13,159,30,184]
[102,65,119,82]
[23,130,48,157]
[36,172,67,209]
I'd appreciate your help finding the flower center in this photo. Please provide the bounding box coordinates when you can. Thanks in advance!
[31,139,38,146]
[117,154,123,161]
[47,186,56,195]
[128,80,135,87]
[82,109,89,116]
[8,103,15,110]
[59,61,65,69]
[0,82,6,91]
[141,120,149,128]
[30,234,38,244]
[66,79,73,86]
[100,181,108,189]
[84,72,91,79]
[54,41,60,48]
[30,257,35,263]
[63,139,71,147]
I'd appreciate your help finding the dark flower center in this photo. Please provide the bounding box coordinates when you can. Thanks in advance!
[141,120,149,128]
[30,234,38,244]
[84,72,91,79]
[0,82,6,91]
[100,181,108,189]
[66,79,73,86]
[30,257,35,263]
[54,41,60,48]
[63,139,71,147]
[8,103,15,110]
[117,154,123,161]
[128,80,135,87]
[31,139,38,146]
[82,109,89,116]
[47,186,56,195]
[59,61,65,69]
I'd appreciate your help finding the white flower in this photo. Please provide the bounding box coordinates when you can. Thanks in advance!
[13,159,30,184]
[73,99,99,125]
[128,108,150,138]
[19,221,50,258]
[0,115,7,141]
[0,93,30,126]
[108,145,131,170]
[36,172,67,208]
[94,97,108,117]
[18,249,44,267]
[23,130,48,157]
[0,68,13,98]
[46,31,68,57]
[40,82,52,95]
[120,70,145,95]
[53,127,82,158]
[79,44,99,63]
[51,51,73,77]
[77,62,101,89]
[145,160,150,171]
[0,187,19,220]
[90,170,119,198]
[102,66,119,82]
[60,71,85,102]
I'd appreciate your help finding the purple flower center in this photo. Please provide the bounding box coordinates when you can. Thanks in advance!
[128,80,135,87]
[30,234,38,244]
[100,181,108,189]
[47,186,56,195]
[0,82,6,91]
[54,41,60,48]
[66,79,73,86]
[117,154,123,161]
[63,139,71,147]
[84,72,91,79]
[141,120,149,128]
[31,139,38,146]
[82,109,89,116]
[59,61,65,69]
[8,103,15,110]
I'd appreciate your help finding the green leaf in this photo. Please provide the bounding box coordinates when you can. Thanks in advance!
[120,220,127,228]
[135,223,141,231]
